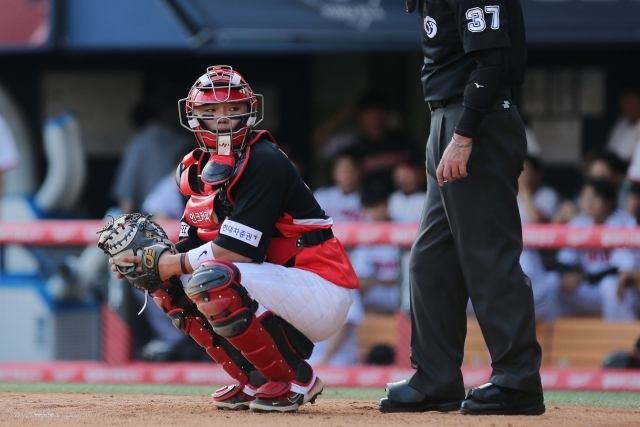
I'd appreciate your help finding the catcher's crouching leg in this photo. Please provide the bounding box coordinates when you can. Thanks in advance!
[152,277,265,410]
[186,260,322,413]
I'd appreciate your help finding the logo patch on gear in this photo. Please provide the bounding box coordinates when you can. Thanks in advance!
[143,248,156,269]
[423,16,437,38]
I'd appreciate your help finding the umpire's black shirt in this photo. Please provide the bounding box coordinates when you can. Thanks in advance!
[419,0,526,102]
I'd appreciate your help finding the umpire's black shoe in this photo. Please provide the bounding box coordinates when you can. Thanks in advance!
[460,383,545,415]
[379,380,463,413]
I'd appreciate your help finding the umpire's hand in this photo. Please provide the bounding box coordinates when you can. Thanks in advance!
[436,133,472,186]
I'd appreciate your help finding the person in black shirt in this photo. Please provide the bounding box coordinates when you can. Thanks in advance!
[313,91,418,189]
[379,0,544,415]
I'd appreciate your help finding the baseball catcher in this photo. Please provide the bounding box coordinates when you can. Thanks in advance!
[100,65,358,413]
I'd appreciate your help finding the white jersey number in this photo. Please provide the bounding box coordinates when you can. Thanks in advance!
[466,5,500,33]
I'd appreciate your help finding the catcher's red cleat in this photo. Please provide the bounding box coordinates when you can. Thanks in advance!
[249,377,324,413]
[211,384,255,411]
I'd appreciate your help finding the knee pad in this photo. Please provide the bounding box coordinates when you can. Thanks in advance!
[186,260,254,330]
[186,260,312,383]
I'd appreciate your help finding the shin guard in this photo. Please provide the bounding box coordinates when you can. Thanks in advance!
[152,277,264,388]
[186,260,313,385]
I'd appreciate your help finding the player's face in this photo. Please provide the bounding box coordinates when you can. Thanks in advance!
[194,102,248,132]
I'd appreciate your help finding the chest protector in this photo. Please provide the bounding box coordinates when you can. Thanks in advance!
[180,131,272,242]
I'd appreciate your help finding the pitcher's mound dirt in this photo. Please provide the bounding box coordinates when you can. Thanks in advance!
[1,392,639,427]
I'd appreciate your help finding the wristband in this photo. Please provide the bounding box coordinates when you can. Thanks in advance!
[179,253,189,274]
[187,242,216,271]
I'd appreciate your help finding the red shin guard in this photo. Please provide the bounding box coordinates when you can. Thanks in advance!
[168,307,248,383]
[186,261,301,383]
[152,281,253,385]
[225,314,296,382]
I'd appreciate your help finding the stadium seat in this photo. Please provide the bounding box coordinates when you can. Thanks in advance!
[549,317,640,368]
[463,317,640,368]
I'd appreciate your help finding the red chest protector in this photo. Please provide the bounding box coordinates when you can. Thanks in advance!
[179,131,275,242]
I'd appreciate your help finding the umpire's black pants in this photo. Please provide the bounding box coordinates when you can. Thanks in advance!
[408,98,543,398]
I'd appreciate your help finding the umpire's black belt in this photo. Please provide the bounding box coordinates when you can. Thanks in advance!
[295,228,334,248]
[427,87,514,112]
[427,95,464,112]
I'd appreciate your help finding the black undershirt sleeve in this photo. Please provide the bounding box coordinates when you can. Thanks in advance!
[455,47,506,138]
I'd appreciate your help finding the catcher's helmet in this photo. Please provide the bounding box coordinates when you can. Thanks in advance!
[179,65,262,154]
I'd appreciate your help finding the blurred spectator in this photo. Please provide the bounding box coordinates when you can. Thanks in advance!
[622,133,640,220]
[388,155,426,223]
[308,289,364,366]
[611,267,640,320]
[518,154,560,224]
[349,175,401,314]
[314,91,393,159]
[313,151,365,223]
[141,173,185,220]
[110,100,192,214]
[625,184,640,223]
[583,152,617,181]
[605,87,640,164]
[554,152,618,224]
[0,114,19,201]
[516,154,561,321]
[312,91,417,188]
[519,251,559,322]
[555,179,637,319]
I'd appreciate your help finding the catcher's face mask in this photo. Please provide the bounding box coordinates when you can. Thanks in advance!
[179,65,263,155]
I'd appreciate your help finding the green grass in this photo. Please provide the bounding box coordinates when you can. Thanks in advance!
[0,383,639,409]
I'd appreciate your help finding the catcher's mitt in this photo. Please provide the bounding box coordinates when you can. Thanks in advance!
[97,213,176,299]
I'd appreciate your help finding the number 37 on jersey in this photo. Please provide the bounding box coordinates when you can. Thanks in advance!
[466,5,500,32]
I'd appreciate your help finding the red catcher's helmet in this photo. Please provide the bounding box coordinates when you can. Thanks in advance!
[179,65,262,154]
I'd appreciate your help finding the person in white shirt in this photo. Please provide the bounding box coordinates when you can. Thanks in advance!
[554,152,618,224]
[141,173,186,220]
[556,179,637,319]
[388,157,426,224]
[349,176,400,314]
[313,151,365,223]
[515,154,561,321]
[310,154,368,366]
[518,155,560,224]
[606,88,640,164]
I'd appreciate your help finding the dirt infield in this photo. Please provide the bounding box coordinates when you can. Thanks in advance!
[1,392,639,427]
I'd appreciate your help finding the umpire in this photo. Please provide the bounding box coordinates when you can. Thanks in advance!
[379,0,544,416]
